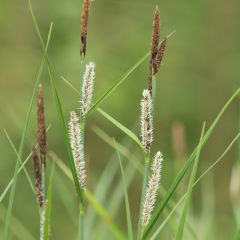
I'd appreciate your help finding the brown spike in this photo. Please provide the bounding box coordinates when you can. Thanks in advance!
[150,6,160,62]
[80,0,92,56]
[153,37,168,75]
[147,60,153,94]
[32,145,43,208]
[37,84,47,167]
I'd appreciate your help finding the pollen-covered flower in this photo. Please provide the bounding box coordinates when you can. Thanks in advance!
[68,111,86,188]
[142,151,163,227]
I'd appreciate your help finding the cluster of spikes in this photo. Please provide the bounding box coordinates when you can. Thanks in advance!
[148,6,168,94]
[68,0,95,191]
[141,5,167,228]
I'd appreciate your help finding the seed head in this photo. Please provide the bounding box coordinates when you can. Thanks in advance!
[68,111,86,188]
[140,89,153,152]
[32,144,43,208]
[142,151,163,227]
[151,6,160,62]
[80,0,92,56]
[81,62,96,117]
[37,84,47,167]
[153,37,168,75]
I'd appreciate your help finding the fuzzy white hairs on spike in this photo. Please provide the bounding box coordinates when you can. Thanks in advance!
[142,151,163,227]
[68,111,86,188]
[140,89,153,151]
[81,62,96,117]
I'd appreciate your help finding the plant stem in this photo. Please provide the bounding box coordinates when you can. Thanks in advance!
[137,151,150,240]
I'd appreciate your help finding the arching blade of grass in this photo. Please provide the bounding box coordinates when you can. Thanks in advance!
[3,23,53,240]
[0,125,51,204]
[49,151,127,240]
[28,0,83,205]
[97,108,143,149]
[150,131,240,239]
[114,139,134,240]
[175,123,205,240]
[44,162,55,240]
[0,204,36,240]
[92,125,143,173]
[143,87,240,239]
[86,31,176,117]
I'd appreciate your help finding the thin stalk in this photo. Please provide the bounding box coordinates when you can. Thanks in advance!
[137,151,150,240]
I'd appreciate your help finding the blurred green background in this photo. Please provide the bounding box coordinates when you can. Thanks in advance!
[1,0,240,239]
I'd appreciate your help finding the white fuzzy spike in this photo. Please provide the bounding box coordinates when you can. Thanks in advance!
[68,111,86,188]
[81,62,96,116]
[140,89,153,151]
[142,151,163,227]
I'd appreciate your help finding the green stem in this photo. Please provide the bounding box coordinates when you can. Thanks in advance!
[137,151,150,240]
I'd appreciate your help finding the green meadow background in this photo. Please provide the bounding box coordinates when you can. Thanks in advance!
[1,0,240,239]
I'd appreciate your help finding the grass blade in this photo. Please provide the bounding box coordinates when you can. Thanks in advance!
[114,139,134,240]
[3,23,53,240]
[97,108,143,149]
[143,87,240,239]
[175,123,205,240]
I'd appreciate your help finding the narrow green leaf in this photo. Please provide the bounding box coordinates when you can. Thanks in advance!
[233,229,240,240]
[3,23,53,240]
[97,108,143,149]
[44,162,55,240]
[114,139,134,240]
[143,87,240,239]
[175,123,205,240]
[28,0,84,205]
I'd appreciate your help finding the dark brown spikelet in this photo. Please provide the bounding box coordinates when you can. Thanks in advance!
[80,0,92,56]
[37,84,47,167]
[32,145,43,208]
[148,6,160,94]
[153,37,168,75]
[150,6,160,61]
[147,60,153,94]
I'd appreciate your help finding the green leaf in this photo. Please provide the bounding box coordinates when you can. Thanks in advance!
[97,108,143,149]
[28,0,84,205]
[175,123,205,240]
[44,162,55,240]
[142,87,240,239]
[3,23,53,240]
[114,139,134,240]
